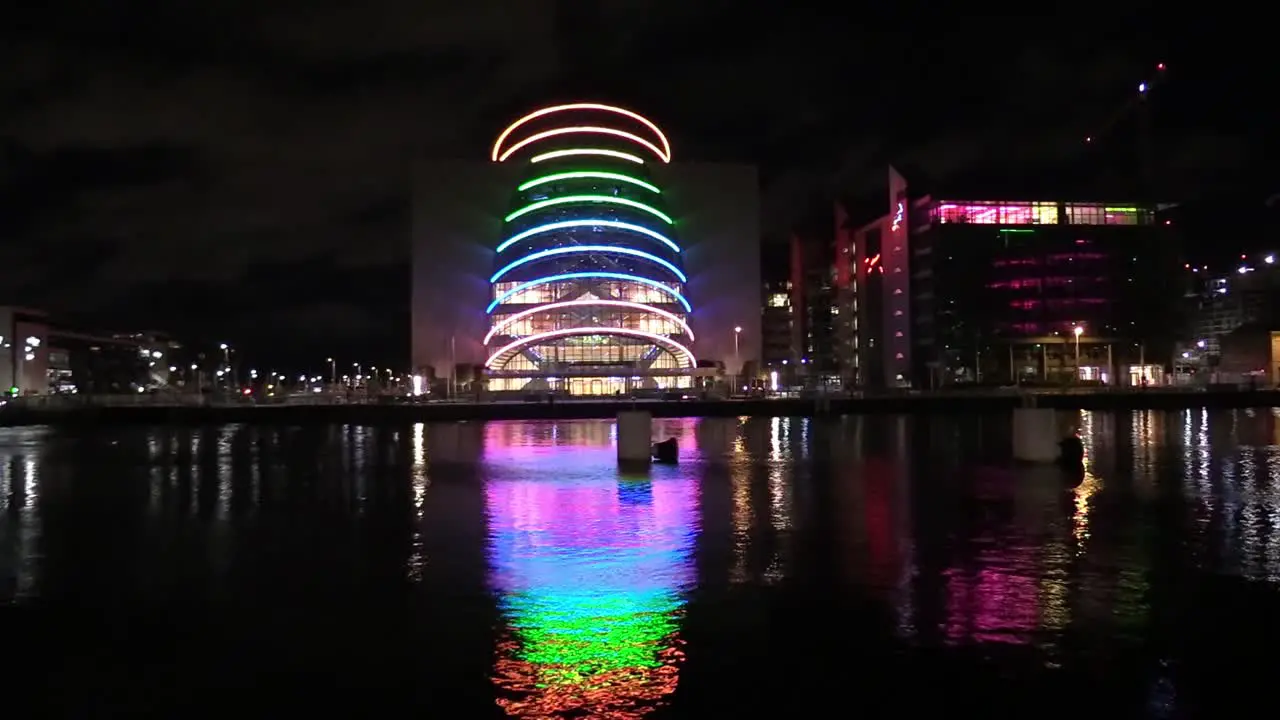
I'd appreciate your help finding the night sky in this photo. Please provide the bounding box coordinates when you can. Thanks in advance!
[0,4,1264,369]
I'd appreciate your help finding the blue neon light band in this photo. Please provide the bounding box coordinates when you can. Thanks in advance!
[490,245,686,284]
[496,219,680,254]
[487,272,691,313]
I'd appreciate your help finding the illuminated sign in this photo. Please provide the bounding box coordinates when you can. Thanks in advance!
[891,202,904,233]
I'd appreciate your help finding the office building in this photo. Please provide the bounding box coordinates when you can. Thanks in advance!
[780,232,841,387]
[760,244,792,368]
[841,167,1180,388]
[0,307,182,395]
[412,103,761,395]
[1186,253,1280,355]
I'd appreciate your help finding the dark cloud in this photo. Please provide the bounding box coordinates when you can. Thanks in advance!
[0,4,1260,365]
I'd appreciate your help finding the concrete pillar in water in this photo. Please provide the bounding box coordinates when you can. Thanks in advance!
[1012,405,1060,463]
[616,410,652,467]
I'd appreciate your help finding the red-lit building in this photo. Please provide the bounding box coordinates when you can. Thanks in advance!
[838,168,1181,388]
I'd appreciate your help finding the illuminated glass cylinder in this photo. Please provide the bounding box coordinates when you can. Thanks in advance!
[485,104,696,395]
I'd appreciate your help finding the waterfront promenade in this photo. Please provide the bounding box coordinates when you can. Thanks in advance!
[2,387,1279,426]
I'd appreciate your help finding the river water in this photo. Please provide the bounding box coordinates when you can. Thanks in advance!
[1,411,1278,717]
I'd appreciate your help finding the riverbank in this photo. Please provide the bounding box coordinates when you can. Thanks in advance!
[1,388,1279,427]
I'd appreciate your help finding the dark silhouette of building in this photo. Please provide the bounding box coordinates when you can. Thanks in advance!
[760,243,792,369]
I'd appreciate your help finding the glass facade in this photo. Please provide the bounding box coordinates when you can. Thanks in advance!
[485,106,695,395]
[929,201,1153,226]
[907,198,1177,385]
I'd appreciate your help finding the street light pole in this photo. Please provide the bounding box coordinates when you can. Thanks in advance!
[450,335,457,400]
[219,343,229,391]
[732,326,742,395]
[327,357,335,386]
[1073,326,1083,381]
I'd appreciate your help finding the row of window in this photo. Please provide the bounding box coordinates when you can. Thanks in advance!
[502,206,675,241]
[929,202,1153,226]
[494,236,680,265]
[487,376,692,393]
[519,181,661,206]
[1008,298,1108,310]
[492,280,684,306]
[496,341,685,372]
[489,313,687,339]
[991,253,1108,267]
[988,276,1111,290]
[1001,322,1107,335]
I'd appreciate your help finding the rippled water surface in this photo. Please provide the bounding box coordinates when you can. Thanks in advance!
[3,411,1280,716]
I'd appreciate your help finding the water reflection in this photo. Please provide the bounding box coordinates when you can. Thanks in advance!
[3,412,1280,713]
[0,427,45,601]
[483,421,698,718]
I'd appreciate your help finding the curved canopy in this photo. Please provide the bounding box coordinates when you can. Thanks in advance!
[485,327,697,370]
[484,299,695,345]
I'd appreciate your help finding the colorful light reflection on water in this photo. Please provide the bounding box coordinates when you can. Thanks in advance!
[484,421,698,718]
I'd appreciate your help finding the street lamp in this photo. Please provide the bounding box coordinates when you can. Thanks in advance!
[732,326,742,394]
[219,343,231,390]
[1073,326,1083,380]
[327,357,336,385]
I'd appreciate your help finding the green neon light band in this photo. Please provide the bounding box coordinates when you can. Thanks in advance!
[518,171,660,194]
[505,195,674,225]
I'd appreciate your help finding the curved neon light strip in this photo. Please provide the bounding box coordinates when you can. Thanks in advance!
[531,148,644,165]
[505,195,673,225]
[491,245,686,284]
[487,272,690,313]
[485,327,696,370]
[496,219,680,254]
[518,171,660,195]
[498,127,669,164]
[484,300,695,345]
[492,103,672,163]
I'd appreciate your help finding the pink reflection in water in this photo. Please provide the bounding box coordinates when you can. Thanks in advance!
[482,418,701,457]
[486,476,698,561]
[943,545,1041,645]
